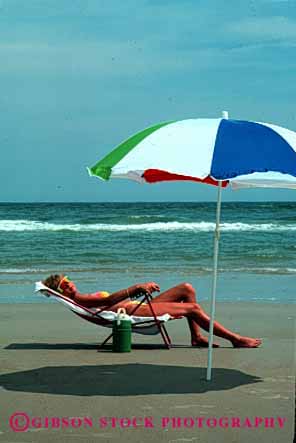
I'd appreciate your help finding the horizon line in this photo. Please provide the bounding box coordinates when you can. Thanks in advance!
[0,200,295,204]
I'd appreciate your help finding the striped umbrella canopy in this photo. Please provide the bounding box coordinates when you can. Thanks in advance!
[88,117,296,189]
[88,114,296,381]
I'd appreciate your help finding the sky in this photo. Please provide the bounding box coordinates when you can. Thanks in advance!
[1,0,296,202]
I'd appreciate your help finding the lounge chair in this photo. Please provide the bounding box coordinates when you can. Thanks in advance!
[35,282,174,348]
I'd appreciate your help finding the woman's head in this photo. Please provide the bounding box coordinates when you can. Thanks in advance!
[43,274,62,291]
[42,274,77,298]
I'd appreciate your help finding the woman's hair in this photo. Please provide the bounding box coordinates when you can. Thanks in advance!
[42,274,62,291]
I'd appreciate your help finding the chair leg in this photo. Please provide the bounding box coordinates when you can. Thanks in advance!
[97,295,173,350]
[144,295,172,349]
[128,294,171,349]
[162,323,172,346]
[99,332,113,349]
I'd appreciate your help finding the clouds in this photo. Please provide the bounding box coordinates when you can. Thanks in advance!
[230,16,296,43]
[259,0,293,3]
[0,1,293,99]
[0,40,196,77]
[0,0,295,201]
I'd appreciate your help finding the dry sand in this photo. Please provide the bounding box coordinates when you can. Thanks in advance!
[0,302,295,443]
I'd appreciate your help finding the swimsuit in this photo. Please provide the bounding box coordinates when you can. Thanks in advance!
[97,291,147,305]
[97,291,110,298]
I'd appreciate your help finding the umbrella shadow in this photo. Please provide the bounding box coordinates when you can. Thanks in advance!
[0,363,262,397]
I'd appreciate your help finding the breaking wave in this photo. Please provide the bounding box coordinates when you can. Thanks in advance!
[1,220,296,233]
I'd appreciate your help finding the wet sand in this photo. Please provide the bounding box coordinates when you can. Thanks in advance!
[0,302,295,442]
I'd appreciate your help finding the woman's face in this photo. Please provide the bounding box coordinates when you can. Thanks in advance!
[57,275,77,297]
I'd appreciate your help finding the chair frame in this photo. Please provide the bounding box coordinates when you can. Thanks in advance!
[36,284,172,349]
[98,292,172,349]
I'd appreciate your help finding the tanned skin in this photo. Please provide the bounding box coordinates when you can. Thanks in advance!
[45,275,262,348]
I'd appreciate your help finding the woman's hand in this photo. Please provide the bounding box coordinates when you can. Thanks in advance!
[134,282,160,296]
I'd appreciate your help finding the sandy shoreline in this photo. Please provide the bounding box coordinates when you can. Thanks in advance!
[0,302,295,442]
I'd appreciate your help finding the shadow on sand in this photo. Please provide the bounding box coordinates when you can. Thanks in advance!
[5,342,231,351]
[0,362,262,396]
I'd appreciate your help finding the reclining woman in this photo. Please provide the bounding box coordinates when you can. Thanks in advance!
[43,274,262,349]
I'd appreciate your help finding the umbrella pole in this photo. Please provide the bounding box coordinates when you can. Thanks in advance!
[206,180,223,381]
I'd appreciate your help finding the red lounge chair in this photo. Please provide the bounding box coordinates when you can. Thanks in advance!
[35,282,174,348]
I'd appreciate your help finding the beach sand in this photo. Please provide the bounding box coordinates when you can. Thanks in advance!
[0,302,295,443]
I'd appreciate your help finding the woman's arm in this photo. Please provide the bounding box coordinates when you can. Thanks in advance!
[73,282,160,308]
[102,283,147,307]
[105,282,160,306]
[73,288,131,308]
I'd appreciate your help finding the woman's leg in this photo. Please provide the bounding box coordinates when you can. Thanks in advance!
[151,283,197,303]
[124,300,261,348]
[151,283,218,347]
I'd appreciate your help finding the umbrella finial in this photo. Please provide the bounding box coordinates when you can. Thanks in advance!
[222,110,229,119]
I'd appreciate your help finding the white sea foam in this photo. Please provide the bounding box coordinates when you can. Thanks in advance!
[1,219,296,232]
[0,268,45,274]
[129,215,166,219]
[1,266,296,275]
[231,267,296,275]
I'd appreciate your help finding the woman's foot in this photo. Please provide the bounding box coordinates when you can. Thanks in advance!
[231,335,262,348]
[192,336,220,348]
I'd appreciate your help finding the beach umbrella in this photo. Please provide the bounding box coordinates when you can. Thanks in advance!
[87,111,296,381]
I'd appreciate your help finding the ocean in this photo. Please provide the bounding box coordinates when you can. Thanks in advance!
[0,202,295,304]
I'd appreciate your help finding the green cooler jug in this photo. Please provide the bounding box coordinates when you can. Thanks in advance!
[112,308,132,352]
